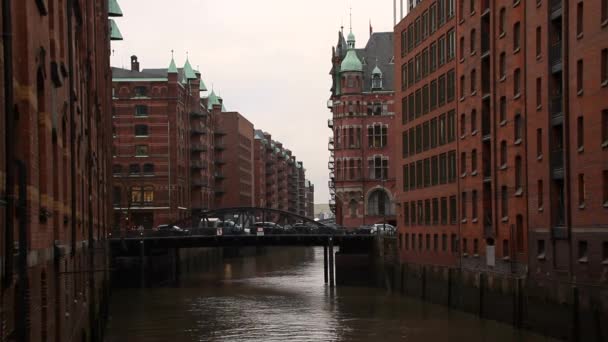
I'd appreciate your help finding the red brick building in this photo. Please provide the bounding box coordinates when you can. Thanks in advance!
[214,111,255,208]
[253,130,312,217]
[1,0,120,340]
[328,28,398,229]
[394,0,608,278]
[305,180,315,219]
[112,54,211,229]
[525,0,608,283]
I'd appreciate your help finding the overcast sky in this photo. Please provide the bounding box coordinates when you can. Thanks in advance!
[111,0,397,204]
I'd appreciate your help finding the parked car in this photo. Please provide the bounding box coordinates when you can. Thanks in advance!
[253,222,283,235]
[354,225,374,235]
[370,223,396,236]
[156,224,190,236]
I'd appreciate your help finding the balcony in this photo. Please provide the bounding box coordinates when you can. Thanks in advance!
[191,127,206,135]
[192,180,208,187]
[550,0,562,16]
[328,137,335,151]
[481,30,490,56]
[481,116,491,140]
[549,41,562,72]
[191,144,207,152]
[550,96,563,121]
[483,161,491,180]
[190,161,205,170]
[328,119,334,129]
[190,111,207,119]
[551,149,564,178]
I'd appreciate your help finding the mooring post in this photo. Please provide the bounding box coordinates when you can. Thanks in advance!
[139,238,145,288]
[328,237,335,288]
[323,244,328,284]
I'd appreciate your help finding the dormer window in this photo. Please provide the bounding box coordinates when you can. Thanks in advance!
[372,74,383,90]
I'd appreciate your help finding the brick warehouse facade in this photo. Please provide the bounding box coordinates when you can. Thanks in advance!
[111,55,213,229]
[328,28,398,229]
[1,0,121,341]
[394,0,608,279]
[254,130,312,218]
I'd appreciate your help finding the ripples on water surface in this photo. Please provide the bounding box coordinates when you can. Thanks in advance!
[105,247,558,342]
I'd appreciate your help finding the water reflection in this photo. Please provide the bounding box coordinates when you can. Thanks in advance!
[106,247,557,342]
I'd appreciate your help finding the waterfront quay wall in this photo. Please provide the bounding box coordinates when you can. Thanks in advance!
[336,237,608,341]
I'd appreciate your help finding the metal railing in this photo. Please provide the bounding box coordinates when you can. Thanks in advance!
[549,41,562,67]
[551,149,564,170]
[550,95,563,117]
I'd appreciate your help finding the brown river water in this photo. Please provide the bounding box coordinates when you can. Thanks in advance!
[105,247,558,342]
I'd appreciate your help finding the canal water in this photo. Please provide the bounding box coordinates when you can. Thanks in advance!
[105,247,558,342]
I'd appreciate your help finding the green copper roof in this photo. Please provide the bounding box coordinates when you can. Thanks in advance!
[108,0,123,17]
[199,79,208,91]
[183,59,197,80]
[168,57,178,74]
[347,31,355,43]
[207,90,221,109]
[109,19,123,40]
[341,49,362,73]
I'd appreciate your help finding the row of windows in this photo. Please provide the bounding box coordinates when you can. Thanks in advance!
[335,156,390,181]
[112,186,155,205]
[402,151,457,192]
[334,124,388,149]
[402,70,456,124]
[113,163,155,176]
[334,101,389,117]
[577,171,608,208]
[401,32,455,92]
[576,52,608,94]
[402,110,456,158]
[401,232,459,254]
[403,196,457,226]
[400,0,456,56]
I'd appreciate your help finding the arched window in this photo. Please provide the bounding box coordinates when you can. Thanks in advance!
[367,189,392,216]
[143,186,154,203]
[131,186,142,204]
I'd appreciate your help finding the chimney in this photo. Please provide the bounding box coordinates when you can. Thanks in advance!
[130,55,140,72]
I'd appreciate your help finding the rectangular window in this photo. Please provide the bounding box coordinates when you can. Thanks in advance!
[447,29,456,61]
[499,8,506,35]
[514,114,522,141]
[422,11,429,39]
[603,110,608,145]
[439,113,447,145]
[438,74,446,106]
[514,68,521,97]
[460,36,465,60]
[417,160,423,188]
[499,53,506,80]
[603,241,608,262]
[537,240,546,258]
[538,179,544,209]
[449,195,457,224]
[578,241,588,260]
[471,109,477,132]
[441,197,448,224]
[461,152,467,175]
[536,26,542,57]
[404,203,410,226]
[432,198,439,224]
[403,165,409,192]
[438,0,446,25]
[410,164,416,189]
[423,122,430,151]
[430,79,438,110]
[424,158,431,187]
[536,78,542,108]
[577,2,583,37]
[471,149,477,173]
[470,69,476,93]
[415,54,422,81]
[472,190,478,219]
[578,174,585,207]
[135,105,149,117]
[408,94,415,121]
[430,118,438,148]
[416,125,423,153]
[577,59,584,93]
[604,170,608,206]
[448,151,457,182]
[537,128,543,157]
[135,145,149,157]
[602,49,608,85]
[447,110,456,142]
[442,234,447,251]
[577,116,584,150]
[402,96,408,124]
[447,69,455,102]
[402,131,409,158]
[425,199,431,225]
[418,201,424,224]
[409,128,416,156]
[470,29,476,54]
[411,201,417,225]
[500,96,507,123]
[401,64,408,91]
[603,0,608,23]
[515,156,523,192]
[134,86,148,97]
[415,89,422,118]
[439,153,447,184]
[438,35,446,66]
[431,156,439,185]
[430,42,437,72]
[461,192,467,220]
[134,124,149,137]
[422,48,429,78]
[423,84,430,114]
[513,22,521,51]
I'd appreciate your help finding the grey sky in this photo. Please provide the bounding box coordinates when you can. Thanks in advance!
[111,0,395,204]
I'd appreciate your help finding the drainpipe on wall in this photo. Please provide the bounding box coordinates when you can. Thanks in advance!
[2,0,15,288]
[67,0,76,255]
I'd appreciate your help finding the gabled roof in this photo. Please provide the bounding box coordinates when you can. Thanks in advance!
[109,0,123,17]
[355,32,395,91]
[183,59,197,80]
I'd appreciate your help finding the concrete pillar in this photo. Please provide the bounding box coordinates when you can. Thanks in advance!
[323,244,328,284]
[328,238,335,288]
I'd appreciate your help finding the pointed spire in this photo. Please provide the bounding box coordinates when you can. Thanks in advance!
[347,8,356,49]
[168,50,178,74]
[183,52,197,80]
